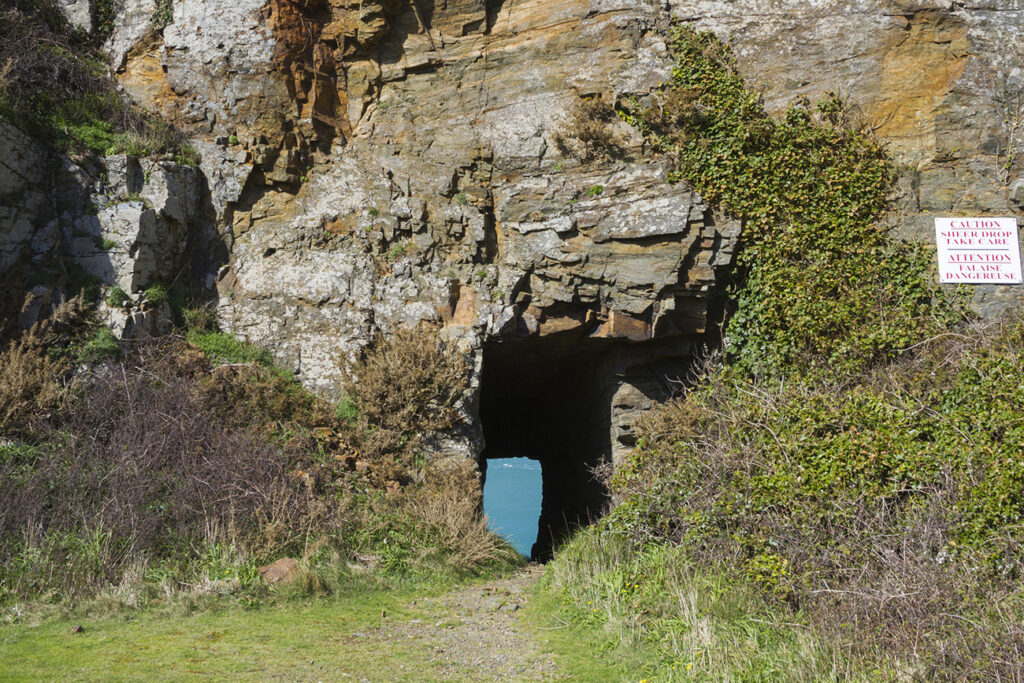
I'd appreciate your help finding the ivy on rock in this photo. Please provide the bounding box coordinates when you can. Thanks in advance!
[620,25,969,377]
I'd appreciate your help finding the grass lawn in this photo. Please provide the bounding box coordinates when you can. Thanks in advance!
[0,588,451,682]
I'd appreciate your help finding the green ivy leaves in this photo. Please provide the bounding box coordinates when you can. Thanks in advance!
[622,25,969,377]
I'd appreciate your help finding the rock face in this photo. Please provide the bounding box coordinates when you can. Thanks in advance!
[0,122,208,337]
[5,0,1024,554]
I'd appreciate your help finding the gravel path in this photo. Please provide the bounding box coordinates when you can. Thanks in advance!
[374,565,559,681]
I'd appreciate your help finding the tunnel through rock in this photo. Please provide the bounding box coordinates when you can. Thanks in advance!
[479,333,695,561]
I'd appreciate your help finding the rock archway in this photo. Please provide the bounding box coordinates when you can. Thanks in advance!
[478,332,697,560]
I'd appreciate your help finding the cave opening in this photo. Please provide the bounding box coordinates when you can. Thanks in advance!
[479,335,627,561]
[479,332,698,560]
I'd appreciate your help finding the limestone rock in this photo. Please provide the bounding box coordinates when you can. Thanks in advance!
[57,0,93,33]
[0,122,51,275]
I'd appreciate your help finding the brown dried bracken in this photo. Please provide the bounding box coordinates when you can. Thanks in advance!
[552,95,624,162]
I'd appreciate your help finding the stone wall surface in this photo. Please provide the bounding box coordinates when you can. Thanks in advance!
[0,123,207,337]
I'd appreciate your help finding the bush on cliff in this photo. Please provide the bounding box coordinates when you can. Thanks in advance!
[0,0,194,159]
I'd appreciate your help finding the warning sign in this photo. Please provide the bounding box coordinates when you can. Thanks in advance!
[935,217,1023,284]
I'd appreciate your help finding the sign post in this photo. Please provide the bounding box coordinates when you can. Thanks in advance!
[934,217,1023,284]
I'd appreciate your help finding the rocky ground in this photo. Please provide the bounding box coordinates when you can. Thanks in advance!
[368,565,558,682]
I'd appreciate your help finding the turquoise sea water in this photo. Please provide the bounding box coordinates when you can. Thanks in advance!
[483,458,542,558]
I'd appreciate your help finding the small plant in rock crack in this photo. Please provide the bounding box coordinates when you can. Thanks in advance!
[385,242,408,262]
[553,95,624,162]
[105,286,131,308]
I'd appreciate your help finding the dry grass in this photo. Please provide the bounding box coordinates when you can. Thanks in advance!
[552,95,623,162]
[410,458,516,570]
[0,295,88,437]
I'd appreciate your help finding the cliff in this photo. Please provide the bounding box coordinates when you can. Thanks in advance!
[3,1,1023,512]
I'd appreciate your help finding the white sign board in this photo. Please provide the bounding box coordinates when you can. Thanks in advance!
[934,217,1022,284]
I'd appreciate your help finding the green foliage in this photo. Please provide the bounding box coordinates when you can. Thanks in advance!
[99,238,117,250]
[620,25,968,377]
[385,241,408,262]
[453,192,468,205]
[604,319,1024,678]
[67,268,101,302]
[105,285,130,308]
[94,0,115,36]
[77,326,120,364]
[584,184,603,197]
[335,395,359,426]
[187,330,273,366]
[142,283,168,307]
[0,3,192,159]
[172,144,201,166]
[151,0,173,30]
[367,207,379,217]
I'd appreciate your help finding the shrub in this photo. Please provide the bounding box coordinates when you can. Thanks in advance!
[553,95,623,162]
[182,303,217,333]
[0,336,513,604]
[605,317,1024,678]
[337,325,470,485]
[0,346,332,600]
[151,0,173,30]
[0,3,192,158]
[0,294,89,437]
[77,326,120,363]
[105,285,130,308]
[142,283,168,307]
[342,325,467,437]
[0,335,66,437]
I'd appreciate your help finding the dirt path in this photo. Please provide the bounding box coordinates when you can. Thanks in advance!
[372,565,558,681]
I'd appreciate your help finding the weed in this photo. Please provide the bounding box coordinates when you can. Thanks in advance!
[453,192,468,205]
[76,326,120,364]
[105,286,130,308]
[183,304,217,333]
[385,242,407,262]
[99,238,116,250]
[367,207,379,217]
[187,330,273,366]
[142,283,168,307]
[553,95,623,162]
[584,184,603,197]
[335,395,359,426]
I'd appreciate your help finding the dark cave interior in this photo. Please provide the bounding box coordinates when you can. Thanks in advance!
[478,332,695,561]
